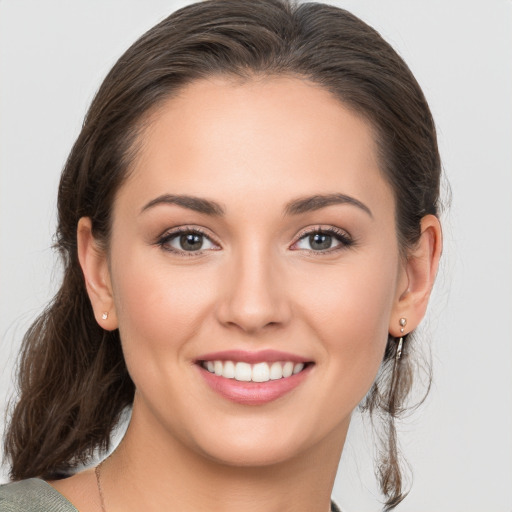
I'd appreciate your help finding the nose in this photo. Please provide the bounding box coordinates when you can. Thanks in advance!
[215,245,291,334]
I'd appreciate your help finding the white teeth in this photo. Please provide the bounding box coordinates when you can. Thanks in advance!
[252,362,270,382]
[235,362,252,381]
[223,360,235,379]
[202,360,306,382]
[269,362,283,380]
[293,363,304,374]
[282,361,294,378]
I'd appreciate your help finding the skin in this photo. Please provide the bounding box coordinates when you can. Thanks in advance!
[52,77,441,512]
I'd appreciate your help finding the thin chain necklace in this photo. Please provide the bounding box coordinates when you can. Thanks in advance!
[95,461,339,512]
[95,462,107,512]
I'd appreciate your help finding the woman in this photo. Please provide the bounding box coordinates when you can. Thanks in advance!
[1,0,442,510]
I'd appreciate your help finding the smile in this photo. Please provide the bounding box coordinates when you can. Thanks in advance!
[201,360,305,382]
[196,350,313,405]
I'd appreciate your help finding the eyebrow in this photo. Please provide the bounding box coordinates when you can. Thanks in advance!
[284,193,373,218]
[140,192,372,218]
[140,194,225,216]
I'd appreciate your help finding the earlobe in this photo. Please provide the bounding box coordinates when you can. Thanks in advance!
[390,214,442,337]
[77,217,118,330]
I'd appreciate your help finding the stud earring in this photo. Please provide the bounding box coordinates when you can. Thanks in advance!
[396,317,407,361]
[102,312,108,320]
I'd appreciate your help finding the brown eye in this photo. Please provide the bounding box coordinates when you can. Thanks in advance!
[159,229,218,253]
[179,233,204,251]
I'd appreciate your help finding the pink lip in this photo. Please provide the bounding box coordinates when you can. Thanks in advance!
[196,363,313,406]
[196,349,309,364]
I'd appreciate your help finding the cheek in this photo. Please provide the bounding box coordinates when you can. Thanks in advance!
[110,252,216,371]
[296,251,397,335]
[292,251,399,404]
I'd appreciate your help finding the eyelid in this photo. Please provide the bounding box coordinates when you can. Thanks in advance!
[156,225,221,254]
[290,225,354,252]
[154,224,353,255]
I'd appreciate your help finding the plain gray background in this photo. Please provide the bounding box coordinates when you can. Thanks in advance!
[1,1,511,511]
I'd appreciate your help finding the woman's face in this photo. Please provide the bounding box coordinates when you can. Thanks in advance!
[106,77,407,466]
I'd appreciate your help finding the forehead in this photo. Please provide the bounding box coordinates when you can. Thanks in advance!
[119,76,392,215]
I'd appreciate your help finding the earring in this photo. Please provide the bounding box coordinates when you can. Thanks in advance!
[396,317,407,361]
[101,312,108,320]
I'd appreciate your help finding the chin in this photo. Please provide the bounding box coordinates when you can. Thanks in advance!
[196,438,307,468]
[181,412,347,470]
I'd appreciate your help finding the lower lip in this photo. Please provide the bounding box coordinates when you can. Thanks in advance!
[197,364,312,405]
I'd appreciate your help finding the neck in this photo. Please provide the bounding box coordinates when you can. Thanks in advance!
[101,402,348,512]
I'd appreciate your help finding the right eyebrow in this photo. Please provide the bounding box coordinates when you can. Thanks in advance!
[140,194,225,216]
[284,193,373,218]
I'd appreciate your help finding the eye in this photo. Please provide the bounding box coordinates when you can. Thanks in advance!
[158,228,219,253]
[292,227,353,252]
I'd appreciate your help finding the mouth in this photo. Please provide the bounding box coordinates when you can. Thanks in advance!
[195,350,313,405]
[199,359,308,382]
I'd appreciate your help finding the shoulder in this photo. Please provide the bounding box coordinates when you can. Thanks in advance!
[0,479,78,512]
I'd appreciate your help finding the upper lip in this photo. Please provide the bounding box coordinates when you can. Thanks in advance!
[195,349,311,364]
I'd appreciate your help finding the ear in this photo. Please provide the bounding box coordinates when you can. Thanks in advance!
[77,217,118,331]
[390,214,442,337]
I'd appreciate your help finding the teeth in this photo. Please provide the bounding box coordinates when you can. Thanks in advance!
[223,360,235,379]
[234,362,252,382]
[269,362,283,380]
[282,361,293,378]
[293,363,304,374]
[202,360,306,382]
[252,362,270,383]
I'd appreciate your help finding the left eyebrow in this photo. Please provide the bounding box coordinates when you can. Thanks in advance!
[140,194,225,216]
[284,193,373,218]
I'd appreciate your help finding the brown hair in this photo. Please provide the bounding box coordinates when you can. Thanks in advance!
[4,1,441,509]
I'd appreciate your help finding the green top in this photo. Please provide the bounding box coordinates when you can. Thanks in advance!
[0,478,341,511]
[0,479,78,511]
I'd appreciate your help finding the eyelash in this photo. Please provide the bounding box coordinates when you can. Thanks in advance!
[291,226,355,254]
[156,225,354,256]
[156,227,220,256]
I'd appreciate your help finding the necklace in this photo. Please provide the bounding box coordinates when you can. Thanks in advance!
[95,462,107,512]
